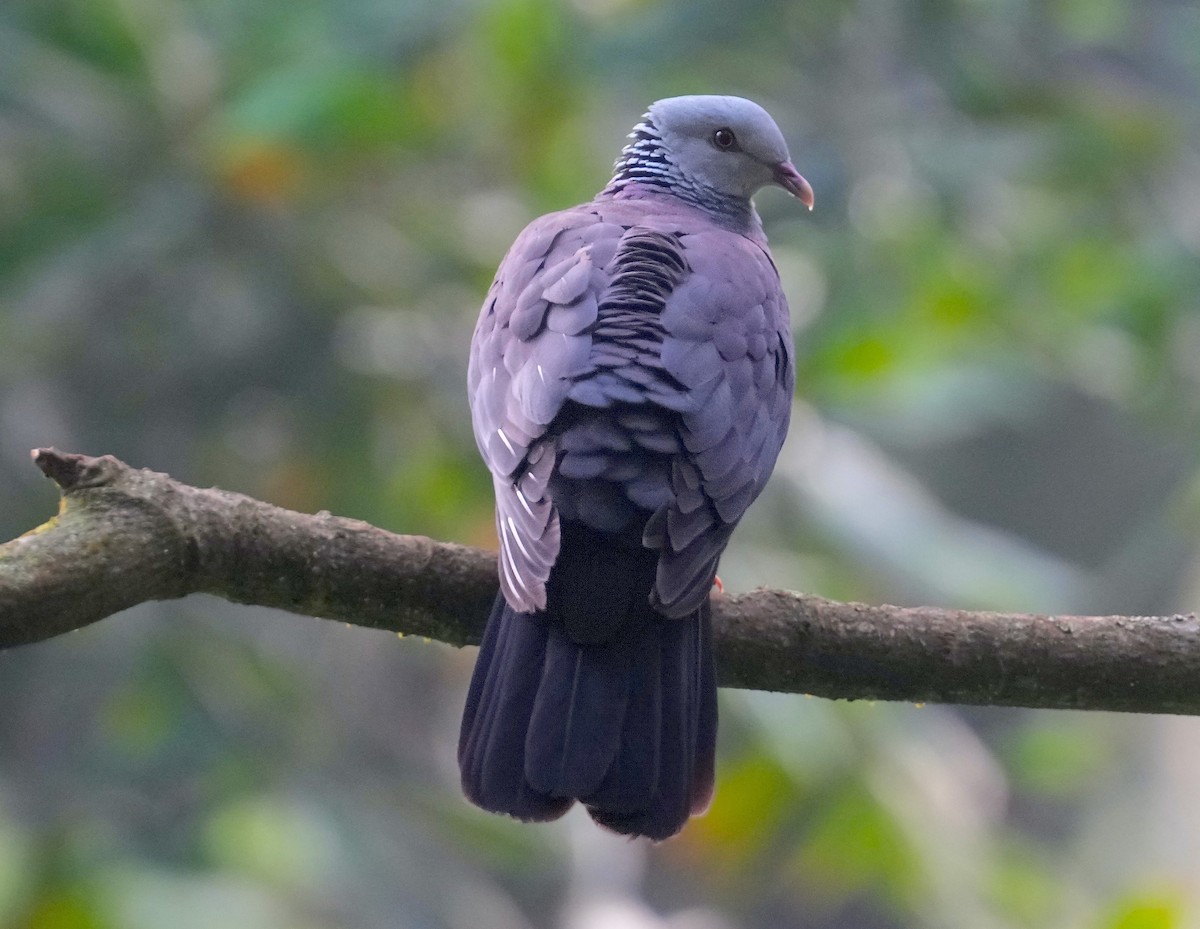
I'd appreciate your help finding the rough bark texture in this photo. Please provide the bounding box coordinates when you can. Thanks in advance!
[3,449,1198,715]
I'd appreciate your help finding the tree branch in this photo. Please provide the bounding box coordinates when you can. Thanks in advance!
[3,449,1197,715]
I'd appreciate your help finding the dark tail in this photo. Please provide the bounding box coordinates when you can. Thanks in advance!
[458,588,717,841]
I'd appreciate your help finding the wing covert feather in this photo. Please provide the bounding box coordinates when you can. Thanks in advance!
[647,230,794,616]
[469,198,795,617]
[469,208,628,611]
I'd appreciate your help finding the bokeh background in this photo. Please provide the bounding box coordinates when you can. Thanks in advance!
[3,0,1200,926]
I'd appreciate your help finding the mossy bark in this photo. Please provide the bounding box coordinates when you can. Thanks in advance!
[3,449,1198,715]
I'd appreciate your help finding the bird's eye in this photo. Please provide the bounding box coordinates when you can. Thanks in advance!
[712,128,737,150]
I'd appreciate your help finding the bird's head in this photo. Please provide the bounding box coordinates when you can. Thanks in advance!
[642,95,814,210]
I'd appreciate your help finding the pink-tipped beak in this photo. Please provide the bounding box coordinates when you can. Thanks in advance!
[774,161,814,210]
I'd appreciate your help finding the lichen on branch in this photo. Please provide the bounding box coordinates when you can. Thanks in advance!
[3,449,1199,715]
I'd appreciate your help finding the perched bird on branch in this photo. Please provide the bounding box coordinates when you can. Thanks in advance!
[460,95,812,840]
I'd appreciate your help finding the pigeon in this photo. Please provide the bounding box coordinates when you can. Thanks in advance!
[459,95,812,840]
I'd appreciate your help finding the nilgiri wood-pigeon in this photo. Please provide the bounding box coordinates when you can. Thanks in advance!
[460,95,812,840]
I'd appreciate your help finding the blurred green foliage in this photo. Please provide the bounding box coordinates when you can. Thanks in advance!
[3,0,1200,926]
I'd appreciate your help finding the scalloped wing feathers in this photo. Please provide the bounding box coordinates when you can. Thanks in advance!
[467,195,793,616]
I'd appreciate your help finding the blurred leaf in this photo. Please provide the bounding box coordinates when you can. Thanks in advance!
[791,781,918,907]
[827,333,897,383]
[986,839,1062,928]
[203,796,337,890]
[0,815,33,927]
[1002,718,1110,796]
[23,891,110,929]
[383,441,487,539]
[217,64,428,155]
[683,752,798,870]
[219,142,308,204]
[100,683,178,761]
[99,866,299,929]
[16,0,145,77]
[1100,890,1185,929]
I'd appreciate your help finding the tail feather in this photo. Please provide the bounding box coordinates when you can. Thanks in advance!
[460,513,720,840]
[525,626,633,797]
[578,624,664,815]
[587,613,695,840]
[690,605,718,815]
[457,592,503,757]
[458,535,718,840]
[459,597,571,822]
[587,603,715,839]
